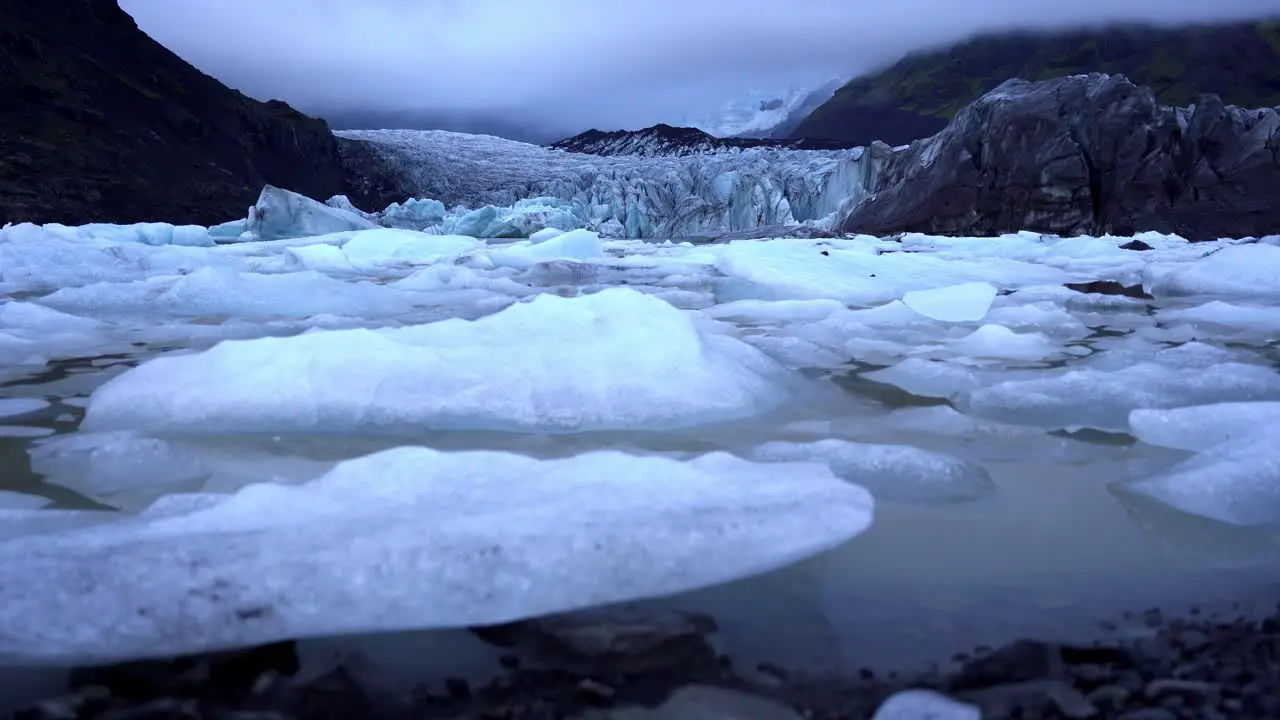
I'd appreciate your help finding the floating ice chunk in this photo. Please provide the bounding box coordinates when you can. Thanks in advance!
[29,431,211,508]
[1129,402,1280,451]
[901,282,997,322]
[84,288,792,435]
[0,491,50,510]
[1146,244,1280,299]
[747,439,994,504]
[0,446,873,662]
[862,359,980,399]
[529,227,566,243]
[484,229,605,270]
[0,398,50,419]
[948,324,1062,362]
[872,690,980,720]
[1120,425,1280,525]
[959,362,1280,432]
[249,185,381,241]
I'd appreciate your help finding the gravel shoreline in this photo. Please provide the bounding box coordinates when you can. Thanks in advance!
[14,601,1280,720]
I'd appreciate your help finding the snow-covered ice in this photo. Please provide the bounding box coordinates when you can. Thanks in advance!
[83,288,793,435]
[0,447,872,662]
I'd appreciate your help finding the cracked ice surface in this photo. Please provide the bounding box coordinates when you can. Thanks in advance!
[2,218,1280,666]
[337,129,887,238]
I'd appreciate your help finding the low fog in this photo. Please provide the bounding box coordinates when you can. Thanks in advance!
[119,0,1280,137]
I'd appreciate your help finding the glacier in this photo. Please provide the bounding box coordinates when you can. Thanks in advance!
[336,129,892,239]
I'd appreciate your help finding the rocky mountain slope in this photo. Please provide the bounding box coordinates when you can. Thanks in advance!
[0,0,346,226]
[549,124,861,157]
[793,21,1280,146]
[840,73,1280,240]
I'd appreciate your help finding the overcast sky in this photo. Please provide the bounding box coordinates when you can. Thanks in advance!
[119,0,1279,133]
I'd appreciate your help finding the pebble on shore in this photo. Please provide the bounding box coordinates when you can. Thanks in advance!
[14,603,1280,720]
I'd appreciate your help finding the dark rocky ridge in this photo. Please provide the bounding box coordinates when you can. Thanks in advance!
[0,0,347,226]
[549,124,861,158]
[840,74,1280,241]
[792,21,1280,147]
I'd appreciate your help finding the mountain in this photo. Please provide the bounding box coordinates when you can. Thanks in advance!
[840,73,1280,241]
[679,79,844,139]
[549,124,861,157]
[791,21,1280,146]
[0,0,346,226]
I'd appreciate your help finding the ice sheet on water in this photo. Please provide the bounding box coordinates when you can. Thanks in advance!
[0,398,50,419]
[38,266,416,321]
[29,431,212,509]
[0,426,55,438]
[747,439,995,504]
[1129,402,1280,451]
[946,324,1064,363]
[861,359,980,399]
[1119,424,1280,526]
[701,299,847,325]
[957,362,1280,432]
[901,282,997,322]
[83,288,793,435]
[0,491,50,510]
[1145,243,1280,299]
[712,239,1066,305]
[0,446,873,663]
[1158,301,1280,338]
[481,229,605,270]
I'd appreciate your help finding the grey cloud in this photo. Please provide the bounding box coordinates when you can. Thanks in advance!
[119,0,1280,134]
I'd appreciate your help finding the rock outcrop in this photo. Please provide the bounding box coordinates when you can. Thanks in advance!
[550,124,860,158]
[793,21,1280,147]
[0,0,347,226]
[840,74,1280,241]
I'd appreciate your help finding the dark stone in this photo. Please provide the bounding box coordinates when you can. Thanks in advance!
[1121,239,1155,250]
[950,640,1065,691]
[841,74,1280,241]
[68,641,300,702]
[1064,278,1151,298]
[0,0,347,226]
[470,607,720,677]
[547,124,861,158]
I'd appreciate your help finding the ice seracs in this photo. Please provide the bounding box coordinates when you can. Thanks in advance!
[0,447,873,662]
[82,288,794,435]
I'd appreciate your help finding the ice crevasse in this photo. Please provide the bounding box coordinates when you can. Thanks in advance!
[335,129,892,238]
